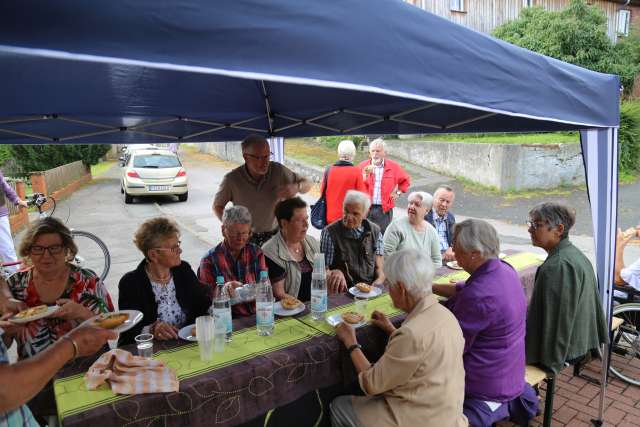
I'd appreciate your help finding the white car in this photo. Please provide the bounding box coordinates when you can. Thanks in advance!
[121,149,188,204]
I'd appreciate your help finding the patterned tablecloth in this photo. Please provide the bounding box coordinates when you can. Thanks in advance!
[52,251,543,426]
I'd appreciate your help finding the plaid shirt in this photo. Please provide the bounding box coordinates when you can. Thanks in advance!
[432,209,450,253]
[320,223,384,266]
[198,241,267,317]
[371,160,385,205]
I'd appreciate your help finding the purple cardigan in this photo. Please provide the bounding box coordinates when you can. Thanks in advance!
[446,258,527,402]
[0,171,19,218]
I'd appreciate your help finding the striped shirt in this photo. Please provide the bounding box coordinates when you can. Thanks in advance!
[0,330,39,427]
[371,160,385,205]
[432,210,450,253]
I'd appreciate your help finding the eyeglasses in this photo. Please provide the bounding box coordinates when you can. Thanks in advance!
[226,231,252,238]
[244,152,273,161]
[153,242,182,254]
[526,220,547,230]
[30,244,65,256]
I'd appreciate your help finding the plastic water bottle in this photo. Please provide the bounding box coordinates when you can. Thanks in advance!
[256,271,275,336]
[311,253,327,321]
[211,276,233,342]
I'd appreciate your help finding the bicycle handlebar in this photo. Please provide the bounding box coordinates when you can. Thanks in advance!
[26,192,50,208]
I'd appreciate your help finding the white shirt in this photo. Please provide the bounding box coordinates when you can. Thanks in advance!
[621,258,640,291]
[371,160,385,205]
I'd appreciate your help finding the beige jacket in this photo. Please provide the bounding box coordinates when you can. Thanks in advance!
[261,231,319,298]
[353,294,468,427]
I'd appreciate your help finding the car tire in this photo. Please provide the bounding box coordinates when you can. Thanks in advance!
[124,192,133,204]
[178,192,188,202]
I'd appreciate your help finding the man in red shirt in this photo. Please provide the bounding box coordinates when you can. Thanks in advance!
[358,138,411,234]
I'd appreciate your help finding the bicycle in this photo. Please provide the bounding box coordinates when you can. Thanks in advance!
[607,284,640,386]
[25,193,111,283]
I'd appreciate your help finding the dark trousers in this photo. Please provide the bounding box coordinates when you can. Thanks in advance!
[250,230,277,248]
[367,205,392,235]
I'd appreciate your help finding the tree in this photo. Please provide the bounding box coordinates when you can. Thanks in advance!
[7,144,110,172]
[492,0,640,94]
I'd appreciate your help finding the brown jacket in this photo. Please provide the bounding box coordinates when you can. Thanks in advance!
[353,294,468,427]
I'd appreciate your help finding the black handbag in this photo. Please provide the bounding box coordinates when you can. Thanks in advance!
[311,167,331,230]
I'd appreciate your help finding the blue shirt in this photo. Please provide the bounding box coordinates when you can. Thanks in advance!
[0,329,39,427]
[431,209,449,253]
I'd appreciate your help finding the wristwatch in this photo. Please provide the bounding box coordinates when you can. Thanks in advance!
[347,343,362,354]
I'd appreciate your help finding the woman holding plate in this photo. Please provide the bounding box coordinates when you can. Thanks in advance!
[262,197,319,302]
[0,217,114,360]
[118,217,210,345]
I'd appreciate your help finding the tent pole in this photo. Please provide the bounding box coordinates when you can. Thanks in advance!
[591,343,608,426]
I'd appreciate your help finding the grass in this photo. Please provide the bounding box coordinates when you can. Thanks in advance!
[452,175,582,199]
[407,132,579,144]
[285,138,369,168]
[90,160,117,177]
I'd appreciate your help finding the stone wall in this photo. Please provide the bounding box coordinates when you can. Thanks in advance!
[383,139,585,191]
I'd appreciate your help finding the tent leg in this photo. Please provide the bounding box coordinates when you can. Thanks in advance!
[591,343,609,426]
[543,375,555,427]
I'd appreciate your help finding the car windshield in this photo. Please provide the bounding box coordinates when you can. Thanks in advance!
[133,154,181,168]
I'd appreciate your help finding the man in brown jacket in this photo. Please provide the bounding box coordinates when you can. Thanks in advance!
[331,249,467,427]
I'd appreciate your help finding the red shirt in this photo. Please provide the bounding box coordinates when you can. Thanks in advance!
[358,158,410,213]
[320,161,367,224]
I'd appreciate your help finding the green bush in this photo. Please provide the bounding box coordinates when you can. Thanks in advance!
[619,101,640,175]
[318,135,367,150]
[493,0,640,95]
[8,144,111,172]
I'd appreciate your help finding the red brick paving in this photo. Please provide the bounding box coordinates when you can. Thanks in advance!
[497,356,640,426]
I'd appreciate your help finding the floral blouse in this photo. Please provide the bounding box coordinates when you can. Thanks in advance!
[150,277,186,327]
[7,264,114,360]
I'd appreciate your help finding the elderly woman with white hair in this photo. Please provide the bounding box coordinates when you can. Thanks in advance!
[321,139,367,225]
[320,190,384,292]
[331,249,467,427]
[433,219,537,426]
[383,191,441,268]
[198,205,267,317]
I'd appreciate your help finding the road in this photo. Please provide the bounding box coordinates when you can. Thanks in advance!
[14,147,639,309]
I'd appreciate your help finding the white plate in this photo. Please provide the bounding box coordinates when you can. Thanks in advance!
[178,324,197,342]
[326,313,367,329]
[446,261,463,270]
[81,310,143,334]
[348,286,382,299]
[273,301,305,316]
[9,305,59,324]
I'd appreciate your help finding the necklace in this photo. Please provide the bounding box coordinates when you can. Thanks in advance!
[287,242,303,256]
[146,265,171,285]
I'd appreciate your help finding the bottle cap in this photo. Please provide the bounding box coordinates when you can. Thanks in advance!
[259,270,268,280]
[216,276,224,285]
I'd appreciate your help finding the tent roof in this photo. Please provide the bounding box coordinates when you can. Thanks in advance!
[0,0,619,144]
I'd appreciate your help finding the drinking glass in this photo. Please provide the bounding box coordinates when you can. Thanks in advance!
[107,332,120,350]
[196,315,214,361]
[354,296,368,320]
[135,333,154,358]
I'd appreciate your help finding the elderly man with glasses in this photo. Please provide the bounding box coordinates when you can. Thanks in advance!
[212,134,312,247]
[199,206,267,317]
[320,190,385,292]
[525,202,608,375]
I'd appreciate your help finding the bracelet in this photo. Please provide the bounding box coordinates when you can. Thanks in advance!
[347,343,362,354]
[62,335,79,360]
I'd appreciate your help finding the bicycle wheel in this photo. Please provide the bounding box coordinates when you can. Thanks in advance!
[71,230,111,283]
[609,303,640,386]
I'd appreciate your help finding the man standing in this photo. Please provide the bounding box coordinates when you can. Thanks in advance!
[358,138,410,234]
[425,185,456,263]
[213,134,311,247]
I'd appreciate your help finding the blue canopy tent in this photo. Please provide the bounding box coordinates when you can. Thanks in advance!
[0,0,620,423]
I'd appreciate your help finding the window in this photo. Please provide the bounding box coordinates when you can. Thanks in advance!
[450,0,465,13]
[618,9,631,36]
[523,0,533,7]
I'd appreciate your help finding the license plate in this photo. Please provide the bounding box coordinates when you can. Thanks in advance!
[148,185,170,191]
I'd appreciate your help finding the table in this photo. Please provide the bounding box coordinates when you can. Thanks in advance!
[51,251,542,427]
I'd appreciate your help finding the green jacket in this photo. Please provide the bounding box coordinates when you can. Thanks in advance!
[525,238,608,374]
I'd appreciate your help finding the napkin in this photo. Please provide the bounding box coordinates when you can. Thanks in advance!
[85,349,179,394]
